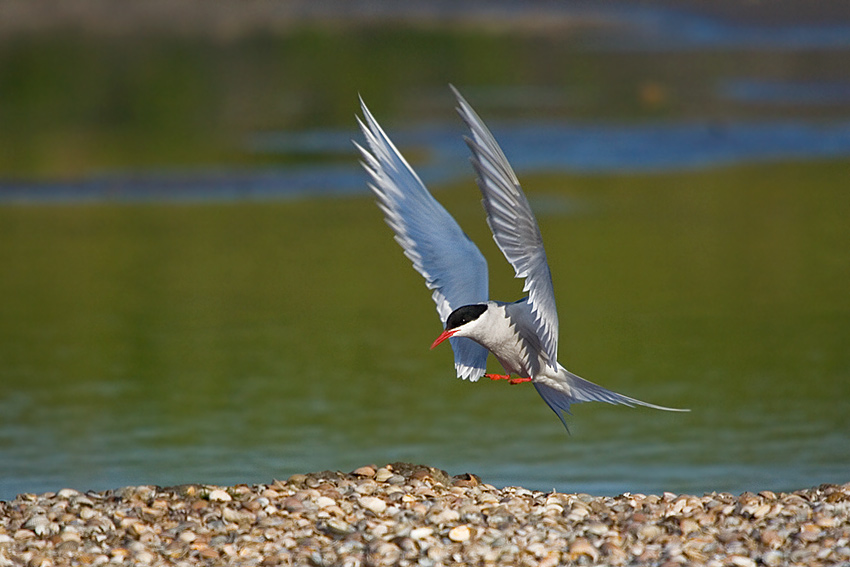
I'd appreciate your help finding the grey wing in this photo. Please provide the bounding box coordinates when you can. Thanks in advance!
[452,85,559,372]
[355,97,490,381]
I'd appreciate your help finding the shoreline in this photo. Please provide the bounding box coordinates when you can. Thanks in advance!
[1,463,848,566]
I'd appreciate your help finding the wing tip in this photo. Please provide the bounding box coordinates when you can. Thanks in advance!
[455,364,485,382]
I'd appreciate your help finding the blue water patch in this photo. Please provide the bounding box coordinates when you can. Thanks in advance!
[0,167,367,205]
[720,79,850,105]
[584,4,850,51]
[494,120,850,172]
[3,119,850,203]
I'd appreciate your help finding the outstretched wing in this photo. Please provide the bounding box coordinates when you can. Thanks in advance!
[452,85,559,372]
[356,97,490,381]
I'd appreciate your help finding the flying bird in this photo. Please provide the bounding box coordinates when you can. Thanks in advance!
[355,85,687,428]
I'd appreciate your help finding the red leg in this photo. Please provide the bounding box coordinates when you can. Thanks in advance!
[485,373,512,381]
[509,377,532,385]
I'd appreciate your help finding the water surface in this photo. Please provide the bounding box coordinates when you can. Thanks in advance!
[1,9,849,501]
[1,160,848,500]
[4,118,850,203]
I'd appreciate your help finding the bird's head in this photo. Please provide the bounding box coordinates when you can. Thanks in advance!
[430,303,489,349]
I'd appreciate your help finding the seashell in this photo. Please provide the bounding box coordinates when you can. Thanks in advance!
[447,525,471,542]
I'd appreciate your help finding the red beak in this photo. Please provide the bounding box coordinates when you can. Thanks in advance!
[430,328,457,350]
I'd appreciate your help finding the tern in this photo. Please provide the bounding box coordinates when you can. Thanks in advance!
[355,86,687,428]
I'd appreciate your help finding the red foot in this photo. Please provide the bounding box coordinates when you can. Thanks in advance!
[485,373,512,381]
[485,373,532,385]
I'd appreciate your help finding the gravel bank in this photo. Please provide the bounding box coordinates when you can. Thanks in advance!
[1,463,848,566]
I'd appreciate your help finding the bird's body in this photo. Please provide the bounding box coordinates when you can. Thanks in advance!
[356,86,686,428]
[446,299,543,379]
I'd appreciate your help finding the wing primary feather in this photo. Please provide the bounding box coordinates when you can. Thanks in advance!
[356,97,490,380]
[450,85,560,371]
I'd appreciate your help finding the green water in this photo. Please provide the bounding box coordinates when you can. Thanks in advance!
[1,18,849,498]
[1,160,848,499]
[2,29,848,178]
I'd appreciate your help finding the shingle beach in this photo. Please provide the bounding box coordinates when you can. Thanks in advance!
[1,463,848,566]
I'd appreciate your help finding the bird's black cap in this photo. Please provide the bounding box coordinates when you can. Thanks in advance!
[445,304,487,331]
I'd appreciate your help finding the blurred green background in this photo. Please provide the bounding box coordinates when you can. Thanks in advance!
[1,1,849,499]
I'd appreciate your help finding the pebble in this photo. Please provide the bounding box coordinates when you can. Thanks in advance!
[447,524,471,542]
[315,496,335,508]
[352,465,376,477]
[358,496,387,515]
[0,464,846,567]
[374,468,394,483]
[569,538,600,562]
[207,489,231,502]
[410,527,433,539]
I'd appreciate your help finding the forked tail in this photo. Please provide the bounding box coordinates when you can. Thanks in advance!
[533,367,689,431]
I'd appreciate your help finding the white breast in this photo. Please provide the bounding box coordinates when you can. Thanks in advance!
[467,300,549,378]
